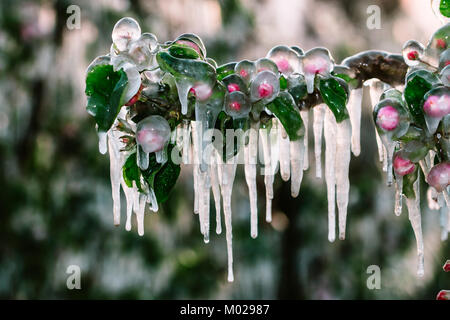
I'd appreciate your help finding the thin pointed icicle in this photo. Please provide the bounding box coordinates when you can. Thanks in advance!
[182,120,191,164]
[394,174,403,216]
[121,180,134,231]
[137,145,149,170]
[136,193,147,236]
[368,80,387,163]
[220,161,237,282]
[335,118,352,240]
[191,122,200,215]
[147,187,159,212]
[278,124,291,182]
[380,136,396,186]
[198,168,211,243]
[210,151,222,234]
[290,137,305,198]
[260,127,274,223]
[300,109,309,170]
[348,88,363,156]
[108,130,122,226]
[175,79,192,115]
[245,121,259,238]
[324,108,337,242]
[405,177,425,277]
[313,104,325,178]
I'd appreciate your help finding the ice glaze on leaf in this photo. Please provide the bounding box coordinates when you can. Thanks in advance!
[319,76,349,123]
[123,152,143,192]
[85,64,128,132]
[156,51,216,82]
[266,92,304,141]
[440,0,450,18]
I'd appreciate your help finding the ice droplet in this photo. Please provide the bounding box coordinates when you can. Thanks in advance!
[405,176,425,277]
[313,104,326,178]
[112,17,141,52]
[336,118,352,240]
[324,108,337,242]
[348,88,363,156]
[245,121,259,238]
[300,109,309,170]
[98,130,108,155]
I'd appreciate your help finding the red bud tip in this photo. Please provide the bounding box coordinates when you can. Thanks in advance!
[407,50,419,60]
[436,290,450,300]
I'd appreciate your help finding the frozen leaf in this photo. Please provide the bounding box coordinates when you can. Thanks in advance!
[266,92,304,141]
[319,76,349,123]
[217,62,236,81]
[86,64,128,132]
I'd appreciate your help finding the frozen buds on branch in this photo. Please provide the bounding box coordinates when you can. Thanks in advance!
[85,15,450,282]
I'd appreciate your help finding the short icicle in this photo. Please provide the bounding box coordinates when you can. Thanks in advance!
[324,108,337,242]
[300,109,309,170]
[290,135,305,198]
[335,118,352,240]
[347,88,363,157]
[405,176,425,277]
[245,121,259,238]
[98,130,108,155]
[313,104,325,178]
[394,174,403,216]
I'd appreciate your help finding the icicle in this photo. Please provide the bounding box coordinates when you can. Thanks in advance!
[313,104,325,178]
[324,108,337,242]
[245,121,259,238]
[290,137,305,198]
[198,168,211,243]
[368,81,386,163]
[137,145,149,170]
[147,187,159,212]
[182,120,191,164]
[191,122,200,215]
[278,124,291,182]
[138,194,148,236]
[348,88,363,156]
[155,145,168,165]
[379,134,396,186]
[335,118,352,240]
[108,130,122,226]
[175,79,192,115]
[98,130,108,155]
[300,109,309,170]
[220,161,237,282]
[210,151,222,234]
[121,180,134,231]
[394,174,403,216]
[260,127,274,223]
[405,177,425,277]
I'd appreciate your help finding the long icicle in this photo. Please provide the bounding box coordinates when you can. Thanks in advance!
[313,104,325,178]
[324,108,337,242]
[347,88,363,157]
[210,150,222,234]
[290,134,305,198]
[220,160,237,282]
[108,129,122,226]
[405,175,425,277]
[245,121,259,238]
[260,127,274,223]
[335,118,352,240]
[368,80,387,163]
[300,109,309,170]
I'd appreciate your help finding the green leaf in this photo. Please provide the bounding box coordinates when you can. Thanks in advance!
[440,0,450,18]
[319,76,349,123]
[85,64,128,132]
[279,75,288,90]
[404,70,439,127]
[156,51,216,82]
[287,75,307,105]
[266,92,304,141]
[217,62,236,81]
[402,166,419,199]
[168,43,200,60]
[334,73,358,89]
[122,152,142,192]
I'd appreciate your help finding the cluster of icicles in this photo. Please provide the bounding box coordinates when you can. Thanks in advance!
[102,80,449,281]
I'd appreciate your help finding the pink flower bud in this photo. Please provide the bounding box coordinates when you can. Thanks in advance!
[423,94,450,118]
[376,106,399,131]
[407,50,419,60]
[436,38,447,50]
[274,58,290,73]
[189,83,212,101]
[258,83,273,98]
[436,290,450,300]
[427,162,450,192]
[227,83,240,93]
[393,154,415,176]
[229,101,241,111]
[304,56,328,74]
[444,260,450,272]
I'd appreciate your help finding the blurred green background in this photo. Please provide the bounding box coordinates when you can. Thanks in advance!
[0,0,449,299]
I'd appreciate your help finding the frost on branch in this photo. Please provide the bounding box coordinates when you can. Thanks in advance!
[85,16,450,282]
